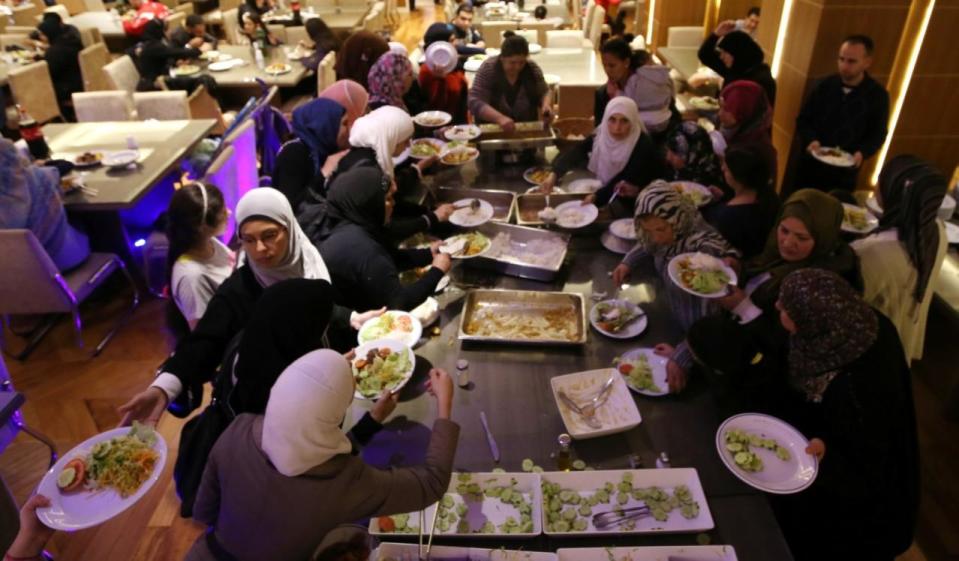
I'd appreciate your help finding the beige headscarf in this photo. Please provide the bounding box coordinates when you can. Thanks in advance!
[261,349,355,477]
[588,96,646,185]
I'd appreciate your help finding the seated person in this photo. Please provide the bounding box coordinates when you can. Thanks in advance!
[451,3,484,48]
[664,121,724,187]
[237,12,280,47]
[136,19,213,94]
[367,51,417,113]
[36,13,83,120]
[122,0,170,38]
[298,18,340,73]
[170,14,218,50]
[467,34,550,132]
[0,139,89,272]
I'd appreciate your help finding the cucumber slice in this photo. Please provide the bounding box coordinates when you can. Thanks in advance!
[57,467,76,489]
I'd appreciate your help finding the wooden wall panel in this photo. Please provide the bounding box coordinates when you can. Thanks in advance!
[895,75,959,136]
[779,0,824,72]
[717,0,757,23]
[773,64,813,139]
[808,6,908,77]
[755,0,782,55]
[914,5,959,75]
[886,136,959,178]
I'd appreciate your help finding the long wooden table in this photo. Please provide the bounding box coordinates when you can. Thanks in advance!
[202,45,311,89]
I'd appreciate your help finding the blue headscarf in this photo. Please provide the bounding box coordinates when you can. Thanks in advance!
[291,98,346,175]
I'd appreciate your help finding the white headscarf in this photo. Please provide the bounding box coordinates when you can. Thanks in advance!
[261,349,354,476]
[348,105,414,178]
[235,187,331,287]
[588,96,645,185]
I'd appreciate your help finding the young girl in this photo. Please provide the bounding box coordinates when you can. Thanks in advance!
[167,182,235,330]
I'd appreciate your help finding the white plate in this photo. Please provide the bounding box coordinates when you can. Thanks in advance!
[526,185,564,194]
[617,348,669,397]
[609,218,637,240]
[866,193,883,216]
[841,203,879,234]
[945,221,959,244]
[441,232,491,259]
[444,124,482,141]
[172,64,200,76]
[370,472,542,538]
[557,546,738,561]
[589,299,647,339]
[485,47,501,56]
[374,544,558,561]
[554,200,598,229]
[464,58,483,72]
[199,50,220,60]
[543,73,560,86]
[440,146,480,166]
[357,311,422,347]
[523,166,551,185]
[666,252,738,299]
[102,150,139,169]
[671,181,712,207]
[550,368,642,439]
[567,178,602,194]
[36,427,167,530]
[449,198,494,227]
[413,110,452,128]
[264,63,292,75]
[410,138,446,159]
[391,146,410,166]
[600,230,633,254]
[410,297,440,326]
[351,338,416,400]
[541,468,714,535]
[689,96,720,112]
[207,60,235,72]
[528,43,542,54]
[716,412,818,495]
[811,147,855,167]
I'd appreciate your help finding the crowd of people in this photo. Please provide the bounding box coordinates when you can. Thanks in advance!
[0,3,949,561]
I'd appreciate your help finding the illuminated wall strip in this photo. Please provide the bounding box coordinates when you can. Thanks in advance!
[646,0,656,46]
[869,0,936,185]
[770,0,796,79]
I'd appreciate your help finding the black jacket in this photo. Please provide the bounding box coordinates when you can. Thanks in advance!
[699,33,777,106]
[169,26,218,49]
[137,39,200,84]
[273,139,326,211]
[44,32,84,107]
[795,73,889,158]
[551,133,665,206]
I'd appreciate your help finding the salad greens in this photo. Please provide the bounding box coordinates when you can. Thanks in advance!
[677,254,731,295]
[359,312,415,343]
[594,301,640,333]
[614,353,662,393]
[352,347,412,398]
[724,428,792,472]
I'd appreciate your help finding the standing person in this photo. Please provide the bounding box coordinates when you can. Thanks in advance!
[793,35,889,193]
[36,13,83,120]
[122,0,170,38]
[718,80,777,187]
[334,31,389,90]
[698,23,776,105]
[594,38,674,134]
[451,3,484,48]
[773,268,918,561]
[169,14,218,50]
[468,34,550,132]
[735,7,760,40]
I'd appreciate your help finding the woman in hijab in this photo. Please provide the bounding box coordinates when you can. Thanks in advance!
[298,18,340,73]
[719,80,777,185]
[0,140,89,272]
[468,34,550,132]
[420,24,469,124]
[185,354,459,561]
[595,39,674,135]
[319,79,369,125]
[542,97,663,208]
[366,51,417,112]
[273,99,348,209]
[665,121,724,188]
[772,268,918,561]
[37,13,83,120]
[698,22,776,105]
[334,31,389,90]
[851,155,948,361]
[119,188,382,427]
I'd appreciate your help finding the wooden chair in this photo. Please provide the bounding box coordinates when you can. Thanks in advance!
[480,21,516,49]
[102,55,140,95]
[586,5,605,50]
[166,11,187,35]
[8,61,61,124]
[317,50,335,92]
[59,0,86,15]
[509,29,538,45]
[133,90,191,120]
[173,2,195,15]
[82,0,107,10]
[285,25,308,46]
[11,4,42,27]
[667,26,705,47]
[42,5,70,21]
[77,26,104,47]
[187,85,227,135]
[583,0,596,37]
[222,8,240,44]
[72,90,135,122]
[78,42,112,91]
[266,23,286,43]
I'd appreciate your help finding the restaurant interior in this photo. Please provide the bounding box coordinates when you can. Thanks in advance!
[0,0,957,559]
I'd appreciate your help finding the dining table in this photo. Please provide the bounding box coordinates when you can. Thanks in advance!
[199,45,311,90]
[67,11,132,52]
[348,152,797,561]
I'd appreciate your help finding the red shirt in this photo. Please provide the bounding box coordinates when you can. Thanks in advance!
[123,1,170,37]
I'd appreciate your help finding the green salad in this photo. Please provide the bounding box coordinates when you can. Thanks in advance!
[724,428,792,472]
[677,255,731,295]
[352,346,412,398]
[614,353,662,393]
[359,312,415,343]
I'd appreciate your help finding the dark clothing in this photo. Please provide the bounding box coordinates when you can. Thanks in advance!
[699,33,776,106]
[273,139,326,211]
[701,200,779,258]
[551,133,665,206]
[169,26,218,49]
[773,313,918,561]
[794,73,890,191]
[136,39,202,90]
[453,24,483,45]
[43,31,84,116]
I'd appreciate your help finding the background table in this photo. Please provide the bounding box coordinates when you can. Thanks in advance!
[466,48,606,88]
[657,46,701,81]
[67,11,131,52]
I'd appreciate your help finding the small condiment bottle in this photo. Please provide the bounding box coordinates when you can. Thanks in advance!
[455,359,470,388]
[556,433,572,471]
[655,451,671,469]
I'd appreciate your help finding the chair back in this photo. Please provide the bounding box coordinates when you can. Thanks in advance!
[11,4,41,27]
[222,118,258,203]
[222,8,241,44]
[8,61,61,124]
[0,34,30,50]
[103,55,140,95]
[59,0,86,15]
[583,0,596,37]
[480,21,516,49]
[545,30,587,49]
[519,20,556,46]
[0,230,74,315]
[285,25,308,45]
[316,50,335,92]
[266,23,286,43]
[202,145,238,240]
[510,29,538,45]
[43,5,71,21]
[586,5,604,49]
[187,84,227,135]
[133,90,191,120]
[166,12,187,35]
[667,26,704,47]
[77,26,104,47]
[220,0,241,10]
[570,0,584,29]
[72,90,135,122]
[82,0,107,10]
[173,2,195,15]
[78,42,112,91]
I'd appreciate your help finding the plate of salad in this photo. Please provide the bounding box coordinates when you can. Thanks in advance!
[841,203,879,234]
[351,338,416,400]
[589,299,647,339]
[357,310,422,347]
[36,423,166,530]
[671,181,713,208]
[615,348,669,396]
[667,252,737,298]
[716,413,818,494]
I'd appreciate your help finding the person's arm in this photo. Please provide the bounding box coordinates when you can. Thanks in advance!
[205,32,219,49]
[361,248,445,312]
[392,247,433,270]
[191,440,222,526]
[551,136,592,178]
[161,43,201,62]
[856,87,890,159]
[348,411,384,447]
[697,33,725,77]
[468,60,508,125]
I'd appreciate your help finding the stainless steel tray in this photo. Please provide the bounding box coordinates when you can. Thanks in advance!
[433,186,516,223]
[515,193,614,226]
[458,289,587,345]
[466,222,570,282]
[476,121,556,151]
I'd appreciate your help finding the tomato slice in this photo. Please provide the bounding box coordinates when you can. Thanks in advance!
[618,363,634,375]
[378,516,395,532]
[62,458,87,492]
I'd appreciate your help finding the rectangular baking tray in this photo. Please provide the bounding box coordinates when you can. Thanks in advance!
[433,186,515,223]
[515,193,613,226]
[467,222,570,282]
[458,289,587,345]
[477,121,556,151]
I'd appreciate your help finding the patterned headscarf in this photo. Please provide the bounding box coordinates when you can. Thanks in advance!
[666,121,723,186]
[779,268,878,401]
[367,51,414,111]
[876,154,947,303]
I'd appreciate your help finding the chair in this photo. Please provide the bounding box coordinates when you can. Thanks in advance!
[361,7,382,33]
[316,50,335,92]
[187,84,227,135]
[59,0,86,15]
[8,62,61,124]
[0,356,57,468]
[103,55,140,95]
[202,145,238,239]
[166,11,187,35]
[571,0,584,29]
[285,25,308,46]
[545,30,590,49]
[173,2,195,15]
[78,43,112,91]
[583,0,596,37]
[480,21,516,49]
[82,0,107,10]
[72,91,135,121]
[509,29,538,45]
[42,5,70,21]
[266,23,286,43]
[519,20,557,46]
[156,0,178,9]
[0,230,140,360]
[667,26,705,47]
[586,5,605,49]
[11,4,41,27]
[222,8,240,44]
[133,90,191,120]
[77,26,104,47]
[0,34,30,50]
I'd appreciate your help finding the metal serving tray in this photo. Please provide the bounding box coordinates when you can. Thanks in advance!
[476,121,557,151]
[515,193,613,226]
[466,222,570,282]
[433,186,516,223]
[458,289,587,345]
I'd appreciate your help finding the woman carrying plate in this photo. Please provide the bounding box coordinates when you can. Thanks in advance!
[541,97,664,208]
[594,38,675,136]
[184,353,459,561]
[771,268,918,561]
[851,155,948,362]
[467,33,550,133]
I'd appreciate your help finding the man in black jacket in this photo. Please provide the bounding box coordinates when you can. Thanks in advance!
[169,14,218,50]
[793,35,889,192]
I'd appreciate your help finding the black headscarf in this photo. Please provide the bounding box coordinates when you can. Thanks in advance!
[142,18,166,42]
[424,22,456,47]
[37,13,64,43]
[230,278,336,414]
[876,154,948,303]
[716,31,764,73]
[326,162,390,235]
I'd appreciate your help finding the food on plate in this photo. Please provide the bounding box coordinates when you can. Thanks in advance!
[818,147,846,158]
[485,232,566,269]
[415,114,448,126]
[676,253,731,294]
[464,305,578,341]
[377,513,418,534]
[609,218,637,240]
[524,167,552,184]
[844,206,869,230]
[815,146,854,166]
[75,152,102,165]
[352,346,412,398]
[593,301,640,333]
[724,428,792,473]
[174,64,200,75]
[537,207,558,223]
[557,206,590,227]
[360,312,415,342]
[441,147,478,165]
[672,182,711,207]
[57,422,160,498]
[615,353,661,393]
[689,96,719,111]
[443,231,490,257]
[265,63,291,74]
[410,139,443,158]
[57,458,87,493]
[445,125,480,140]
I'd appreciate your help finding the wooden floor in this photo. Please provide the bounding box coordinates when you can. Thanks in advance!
[0,5,954,560]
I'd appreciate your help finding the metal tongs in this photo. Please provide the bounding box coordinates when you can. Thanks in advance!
[592,504,651,529]
[417,502,440,560]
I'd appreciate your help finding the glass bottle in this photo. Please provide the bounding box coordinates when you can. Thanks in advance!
[556,433,572,471]
[455,359,470,388]
[17,105,49,160]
